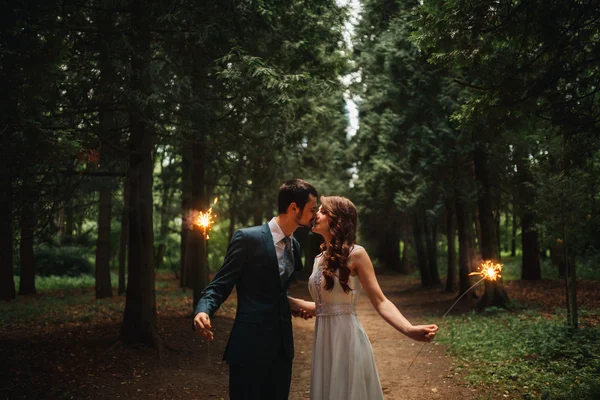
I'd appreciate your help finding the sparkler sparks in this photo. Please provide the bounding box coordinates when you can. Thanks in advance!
[442,260,503,318]
[192,201,218,239]
[468,260,502,282]
[409,260,504,371]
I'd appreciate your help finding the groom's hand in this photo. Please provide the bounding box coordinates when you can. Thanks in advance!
[193,312,214,341]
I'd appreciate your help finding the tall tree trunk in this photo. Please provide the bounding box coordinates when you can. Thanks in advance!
[381,214,400,270]
[474,146,509,308]
[18,200,36,295]
[94,10,117,299]
[120,0,159,347]
[516,149,541,280]
[65,200,74,245]
[424,221,441,285]
[511,207,517,257]
[118,180,129,295]
[552,241,566,278]
[398,222,410,274]
[190,139,208,311]
[95,186,113,298]
[474,208,483,258]
[253,188,263,226]
[566,245,577,328]
[180,143,192,289]
[496,207,501,260]
[412,213,431,286]
[455,200,475,297]
[504,206,509,253]
[228,182,238,243]
[57,200,65,246]
[0,176,15,300]
[158,149,172,242]
[445,202,457,292]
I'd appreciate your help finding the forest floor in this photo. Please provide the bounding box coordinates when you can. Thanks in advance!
[1,270,599,400]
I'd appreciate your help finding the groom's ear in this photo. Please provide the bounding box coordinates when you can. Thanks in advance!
[288,202,298,214]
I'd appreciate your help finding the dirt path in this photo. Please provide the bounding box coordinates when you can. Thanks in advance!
[287,273,481,400]
[2,271,507,400]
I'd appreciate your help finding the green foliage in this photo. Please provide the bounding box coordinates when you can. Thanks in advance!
[13,246,94,277]
[437,310,600,399]
[12,273,119,293]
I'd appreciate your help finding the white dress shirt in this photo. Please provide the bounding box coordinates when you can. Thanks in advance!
[268,217,294,279]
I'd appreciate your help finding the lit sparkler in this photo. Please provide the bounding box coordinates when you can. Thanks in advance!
[194,197,218,239]
[190,197,218,368]
[443,260,503,318]
[408,260,503,371]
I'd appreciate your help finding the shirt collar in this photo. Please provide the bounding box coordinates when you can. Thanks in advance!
[268,217,292,243]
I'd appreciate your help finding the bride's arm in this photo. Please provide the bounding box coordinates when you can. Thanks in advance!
[288,296,316,314]
[351,248,438,342]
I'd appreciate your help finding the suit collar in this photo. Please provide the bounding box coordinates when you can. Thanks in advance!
[261,223,279,272]
[267,217,294,244]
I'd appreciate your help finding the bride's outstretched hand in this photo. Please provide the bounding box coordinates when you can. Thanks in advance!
[408,324,438,342]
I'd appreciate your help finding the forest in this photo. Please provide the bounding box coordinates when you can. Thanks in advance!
[1,0,599,399]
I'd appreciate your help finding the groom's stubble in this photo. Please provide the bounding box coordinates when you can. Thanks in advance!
[294,208,314,229]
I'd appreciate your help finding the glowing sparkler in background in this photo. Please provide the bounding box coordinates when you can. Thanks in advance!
[193,197,219,239]
[195,208,215,238]
[442,260,503,318]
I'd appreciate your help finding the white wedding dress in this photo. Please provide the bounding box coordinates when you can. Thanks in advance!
[308,245,384,400]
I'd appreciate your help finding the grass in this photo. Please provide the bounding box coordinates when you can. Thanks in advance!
[435,307,600,400]
[3,270,190,329]
[405,253,600,283]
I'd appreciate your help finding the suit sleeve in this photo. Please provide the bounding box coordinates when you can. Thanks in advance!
[194,229,246,318]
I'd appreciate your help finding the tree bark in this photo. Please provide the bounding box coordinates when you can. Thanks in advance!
[190,139,208,311]
[516,150,541,280]
[180,143,192,289]
[566,245,577,328]
[380,215,400,271]
[95,186,113,298]
[511,207,517,257]
[18,200,36,295]
[504,206,510,253]
[445,202,457,292]
[424,220,441,285]
[253,188,263,227]
[57,200,65,246]
[0,176,15,300]
[455,200,475,297]
[65,201,74,245]
[94,8,118,299]
[474,146,509,308]
[474,208,483,258]
[552,241,566,278]
[120,0,159,347]
[158,149,173,242]
[398,222,410,274]
[412,213,431,286]
[118,180,129,295]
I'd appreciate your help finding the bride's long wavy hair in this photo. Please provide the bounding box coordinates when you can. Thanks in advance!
[320,196,358,294]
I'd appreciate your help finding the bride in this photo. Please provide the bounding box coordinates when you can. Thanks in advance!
[289,196,438,400]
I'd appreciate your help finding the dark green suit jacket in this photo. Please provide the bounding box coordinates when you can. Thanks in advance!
[194,222,303,365]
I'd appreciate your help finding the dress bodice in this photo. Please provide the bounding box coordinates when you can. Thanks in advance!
[308,245,363,316]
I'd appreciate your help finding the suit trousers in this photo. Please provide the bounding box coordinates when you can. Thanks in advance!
[228,347,293,400]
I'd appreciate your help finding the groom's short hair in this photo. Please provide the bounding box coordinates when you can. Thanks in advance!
[278,179,318,214]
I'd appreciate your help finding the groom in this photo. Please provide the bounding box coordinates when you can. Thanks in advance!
[193,178,318,400]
